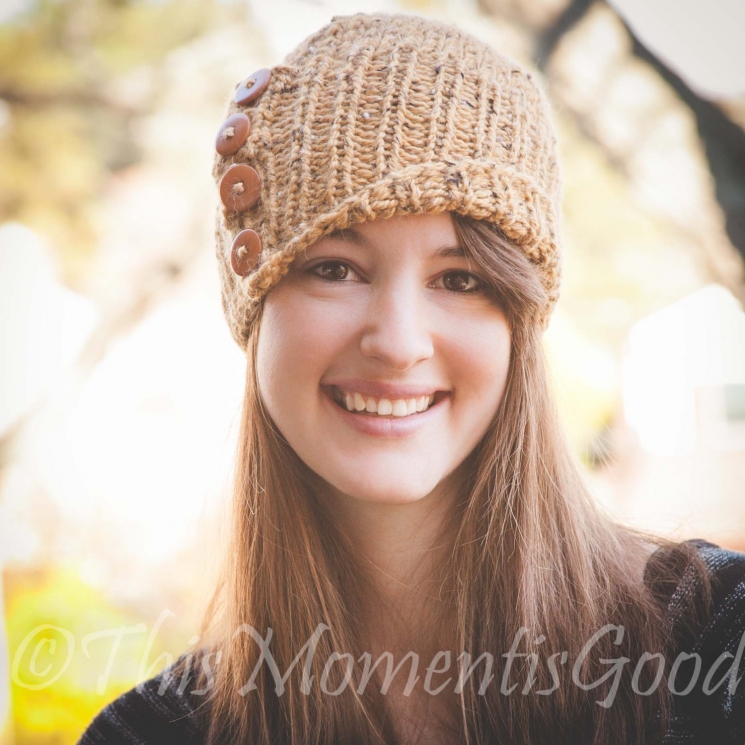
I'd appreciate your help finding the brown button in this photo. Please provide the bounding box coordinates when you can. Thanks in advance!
[219,164,261,212]
[215,113,251,156]
[235,68,272,106]
[230,229,262,276]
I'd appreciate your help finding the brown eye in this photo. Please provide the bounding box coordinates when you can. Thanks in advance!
[309,260,363,283]
[315,261,350,281]
[441,271,482,293]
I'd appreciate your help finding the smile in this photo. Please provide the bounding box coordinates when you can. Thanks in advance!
[329,386,440,418]
[321,384,450,438]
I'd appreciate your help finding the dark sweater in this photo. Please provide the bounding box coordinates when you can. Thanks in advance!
[77,539,745,744]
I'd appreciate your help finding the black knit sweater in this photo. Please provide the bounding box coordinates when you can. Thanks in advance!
[77,539,745,744]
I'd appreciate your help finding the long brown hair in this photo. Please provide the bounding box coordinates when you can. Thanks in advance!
[182,213,714,744]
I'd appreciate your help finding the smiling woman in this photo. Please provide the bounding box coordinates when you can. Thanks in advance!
[258,213,511,503]
[78,11,745,745]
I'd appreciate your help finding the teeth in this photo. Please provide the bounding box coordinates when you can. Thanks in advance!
[377,398,393,415]
[336,388,441,417]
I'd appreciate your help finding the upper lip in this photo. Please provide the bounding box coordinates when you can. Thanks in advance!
[322,379,450,399]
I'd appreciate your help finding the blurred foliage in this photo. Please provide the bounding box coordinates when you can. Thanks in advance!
[0,3,239,740]
[5,562,186,744]
[0,0,240,286]
[400,0,447,11]
[542,112,691,463]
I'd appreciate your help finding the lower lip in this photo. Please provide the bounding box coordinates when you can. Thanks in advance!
[322,388,449,438]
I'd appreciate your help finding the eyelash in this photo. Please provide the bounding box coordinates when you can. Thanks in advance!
[308,260,485,294]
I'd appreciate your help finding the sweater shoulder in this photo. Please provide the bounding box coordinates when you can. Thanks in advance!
[77,653,208,745]
[644,538,745,627]
[655,539,745,744]
[672,538,745,634]
[681,539,745,664]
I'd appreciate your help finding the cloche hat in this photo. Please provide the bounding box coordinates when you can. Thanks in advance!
[213,12,563,348]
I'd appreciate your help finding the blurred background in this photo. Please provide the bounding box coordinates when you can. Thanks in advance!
[1,0,744,741]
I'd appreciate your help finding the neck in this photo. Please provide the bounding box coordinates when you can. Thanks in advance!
[316,466,466,657]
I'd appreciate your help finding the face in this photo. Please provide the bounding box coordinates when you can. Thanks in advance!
[256,212,511,505]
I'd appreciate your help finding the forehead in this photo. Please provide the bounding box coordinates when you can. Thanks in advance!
[306,212,464,259]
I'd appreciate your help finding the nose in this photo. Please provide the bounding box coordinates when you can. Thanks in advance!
[359,278,434,370]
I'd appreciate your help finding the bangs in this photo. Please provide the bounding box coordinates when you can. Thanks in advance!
[451,213,549,331]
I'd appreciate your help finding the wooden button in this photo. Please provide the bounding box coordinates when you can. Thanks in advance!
[215,113,251,156]
[230,229,262,276]
[219,164,261,212]
[235,68,272,106]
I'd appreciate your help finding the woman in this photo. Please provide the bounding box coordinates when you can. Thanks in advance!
[79,12,745,745]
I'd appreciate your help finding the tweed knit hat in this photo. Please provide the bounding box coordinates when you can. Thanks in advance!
[213,12,563,349]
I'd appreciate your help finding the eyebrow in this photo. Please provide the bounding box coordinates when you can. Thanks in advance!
[326,227,467,259]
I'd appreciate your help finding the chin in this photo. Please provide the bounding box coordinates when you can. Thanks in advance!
[325,466,444,505]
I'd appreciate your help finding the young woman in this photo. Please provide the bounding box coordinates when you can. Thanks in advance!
[79,12,745,745]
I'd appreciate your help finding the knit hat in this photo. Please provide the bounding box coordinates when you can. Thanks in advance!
[213,12,563,350]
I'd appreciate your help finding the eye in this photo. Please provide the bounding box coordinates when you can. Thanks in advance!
[435,270,484,294]
[309,260,361,282]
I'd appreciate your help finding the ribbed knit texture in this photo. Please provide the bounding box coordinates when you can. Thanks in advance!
[213,13,563,350]
[78,539,745,744]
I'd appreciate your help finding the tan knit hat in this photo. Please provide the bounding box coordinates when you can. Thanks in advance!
[213,12,563,349]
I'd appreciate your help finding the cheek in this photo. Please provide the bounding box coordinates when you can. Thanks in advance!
[446,316,511,421]
[256,291,354,427]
